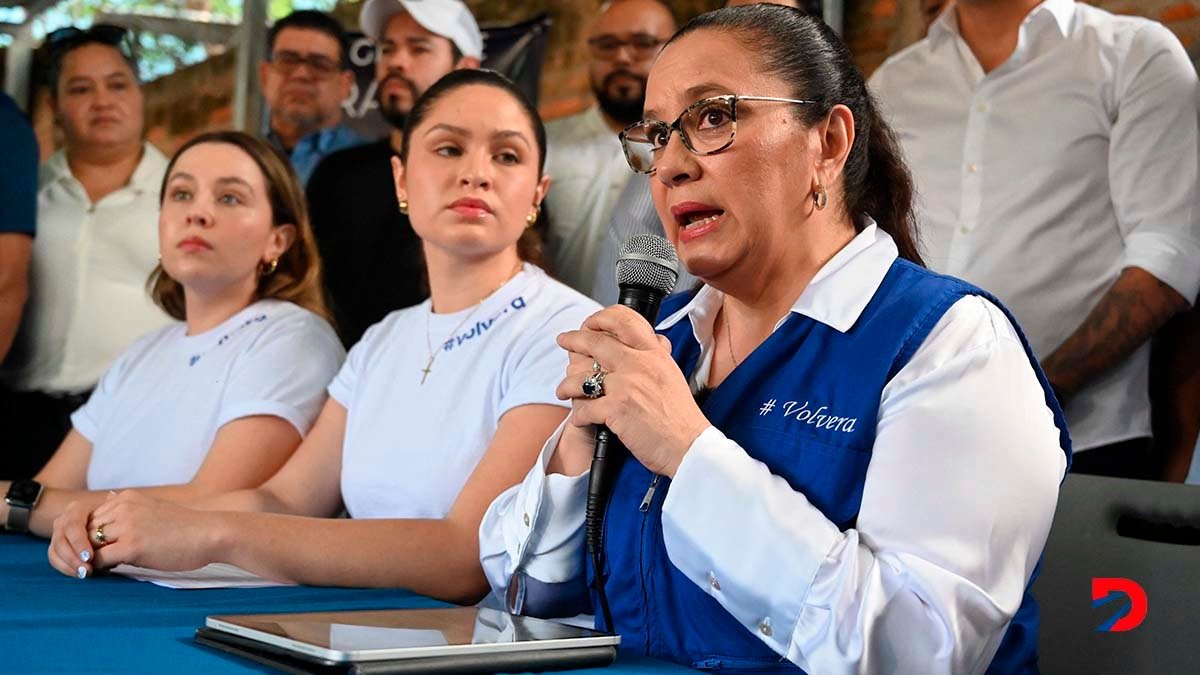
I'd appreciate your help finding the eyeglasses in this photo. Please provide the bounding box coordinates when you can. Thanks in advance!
[618,94,818,174]
[268,50,343,77]
[587,33,665,61]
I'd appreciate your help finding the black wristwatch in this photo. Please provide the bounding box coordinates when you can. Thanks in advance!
[5,479,44,533]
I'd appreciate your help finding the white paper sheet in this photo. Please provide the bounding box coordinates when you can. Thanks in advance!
[113,563,294,589]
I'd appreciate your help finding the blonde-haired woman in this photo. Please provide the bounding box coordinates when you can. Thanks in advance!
[0,132,343,575]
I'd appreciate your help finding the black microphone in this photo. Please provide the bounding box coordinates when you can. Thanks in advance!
[585,234,680,631]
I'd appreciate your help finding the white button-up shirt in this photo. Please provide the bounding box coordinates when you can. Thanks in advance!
[480,225,1067,674]
[868,0,1200,450]
[543,106,635,295]
[4,143,173,394]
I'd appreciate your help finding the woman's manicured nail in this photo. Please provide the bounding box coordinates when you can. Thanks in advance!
[76,565,88,579]
[80,550,91,563]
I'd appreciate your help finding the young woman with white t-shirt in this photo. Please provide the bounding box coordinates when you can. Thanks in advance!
[61,70,601,604]
[4,132,344,563]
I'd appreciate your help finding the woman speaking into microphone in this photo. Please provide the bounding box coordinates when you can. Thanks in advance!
[480,5,1069,674]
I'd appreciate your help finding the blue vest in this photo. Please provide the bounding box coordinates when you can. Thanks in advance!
[589,259,1072,673]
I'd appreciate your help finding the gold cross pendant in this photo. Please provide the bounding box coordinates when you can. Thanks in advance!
[420,358,434,385]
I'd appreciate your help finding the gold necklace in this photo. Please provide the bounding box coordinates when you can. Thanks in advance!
[421,262,522,384]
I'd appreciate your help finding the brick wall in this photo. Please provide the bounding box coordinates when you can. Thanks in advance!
[848,0,1200,77]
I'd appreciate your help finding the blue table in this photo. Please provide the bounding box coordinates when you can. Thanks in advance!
[0,536,691,674]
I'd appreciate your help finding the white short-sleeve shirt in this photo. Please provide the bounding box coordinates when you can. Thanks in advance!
[331,264,600,520]
[74,299,344,489]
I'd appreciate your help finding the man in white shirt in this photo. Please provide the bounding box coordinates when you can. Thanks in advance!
[543,0,675,295]
[869,0,1200,477]
[0,26,170,479]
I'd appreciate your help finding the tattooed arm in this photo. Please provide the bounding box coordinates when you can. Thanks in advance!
[1042,267,1190,402]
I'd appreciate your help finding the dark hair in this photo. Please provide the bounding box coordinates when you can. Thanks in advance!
[400,69,549,267]
[149,131,330,322]
[44,25,140,93]
[268,10,351,68]
[672,5,923,265]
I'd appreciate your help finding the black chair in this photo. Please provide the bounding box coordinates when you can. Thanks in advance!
[1032,473,1200,674]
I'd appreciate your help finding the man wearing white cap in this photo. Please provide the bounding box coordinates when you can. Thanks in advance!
[306,0,481,348]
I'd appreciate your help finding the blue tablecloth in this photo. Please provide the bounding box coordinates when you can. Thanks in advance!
[0,536,691,674]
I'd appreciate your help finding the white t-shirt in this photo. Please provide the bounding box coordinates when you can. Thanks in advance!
[331,264,600,520]
[74,300,344,489]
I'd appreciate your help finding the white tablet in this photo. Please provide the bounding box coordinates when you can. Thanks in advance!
[205,606,619,664]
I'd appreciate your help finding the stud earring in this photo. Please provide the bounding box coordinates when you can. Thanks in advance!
[526,206,540,226]
[399,198,409,214]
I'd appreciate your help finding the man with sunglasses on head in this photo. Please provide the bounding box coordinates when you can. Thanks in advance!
[261,10,364,187]
[0,25,171,480]
[305,0,481,348]
[542,0,676,297]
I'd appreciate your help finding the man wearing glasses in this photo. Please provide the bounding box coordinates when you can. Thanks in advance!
[542,0,675,296]
[260,10,364,186]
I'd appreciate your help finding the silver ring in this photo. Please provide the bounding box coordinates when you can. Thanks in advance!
[591,360,602,374]
[582,370,607,399]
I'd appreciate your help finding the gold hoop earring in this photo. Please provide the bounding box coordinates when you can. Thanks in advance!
[262,259,278,276]
[813,183,828,211]
[399,198,409,215]
[526,206,539,226]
